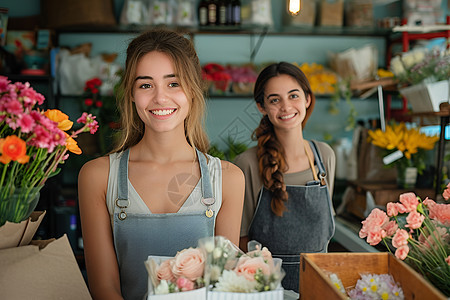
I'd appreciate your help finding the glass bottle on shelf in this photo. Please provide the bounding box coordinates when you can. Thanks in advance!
[198,0,208,26]
[217,0,227,26]
[208,0,217,26]
[226,0,233,25]
[232,0,241,26]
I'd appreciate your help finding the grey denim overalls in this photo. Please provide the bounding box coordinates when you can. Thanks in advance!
[248,140,335,292]
[112,148,216,300]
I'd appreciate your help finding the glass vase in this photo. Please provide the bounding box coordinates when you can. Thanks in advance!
[396,165,417,189]
[0,186,42,226]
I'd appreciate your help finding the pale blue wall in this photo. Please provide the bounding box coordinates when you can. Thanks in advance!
[4,0,448,148]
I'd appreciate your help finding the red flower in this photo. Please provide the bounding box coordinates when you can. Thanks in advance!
[85,98,94,106]
[95,101,103,108]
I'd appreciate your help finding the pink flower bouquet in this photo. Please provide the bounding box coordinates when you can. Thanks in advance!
[359,184,450,296]
[0,76,98,226]
[200,237,285,300]
[145,248,207,299]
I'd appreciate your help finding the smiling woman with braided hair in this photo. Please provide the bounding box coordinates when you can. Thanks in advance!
[234,62,336,293]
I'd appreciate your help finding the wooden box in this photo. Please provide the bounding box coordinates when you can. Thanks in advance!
[299,252,446,300]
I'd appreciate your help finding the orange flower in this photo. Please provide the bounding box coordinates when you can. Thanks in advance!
[45,109,73,131]
[0,135,30,164]
[65,134,82,155]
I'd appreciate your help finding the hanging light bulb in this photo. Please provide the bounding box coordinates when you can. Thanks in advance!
[288,0,301,16]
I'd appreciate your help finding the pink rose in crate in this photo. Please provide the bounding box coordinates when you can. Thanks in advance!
[156,259,175,282]
[399,192,419,212]
[172,248,205,281]
[235,256,270,282]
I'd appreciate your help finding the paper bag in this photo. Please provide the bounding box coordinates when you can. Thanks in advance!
[0,234,92,299]
[0,211,46,250]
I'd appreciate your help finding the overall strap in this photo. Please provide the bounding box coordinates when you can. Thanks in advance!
[308,140,327,186]
[114,149,130,220]
[196,148,214,200]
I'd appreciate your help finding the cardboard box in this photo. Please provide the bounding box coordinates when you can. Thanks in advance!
[0,234,92,299]
[299,252,446,300]
[318,0,343,27]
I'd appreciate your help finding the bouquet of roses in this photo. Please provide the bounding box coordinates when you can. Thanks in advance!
[200,236,285,298]
[145,247,207,298]
[359,185,450,296]
[145,236,285,299]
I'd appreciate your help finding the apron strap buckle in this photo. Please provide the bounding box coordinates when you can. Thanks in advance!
[116,198,130,209]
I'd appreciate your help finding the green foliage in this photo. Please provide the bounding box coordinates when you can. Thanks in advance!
[208,137,248,161]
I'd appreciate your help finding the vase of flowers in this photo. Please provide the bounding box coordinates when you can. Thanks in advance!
[367,122,439,189]
[390,47,450,113]
[359,186,450,296]
[0,76,98,228]
[81,77,120,155]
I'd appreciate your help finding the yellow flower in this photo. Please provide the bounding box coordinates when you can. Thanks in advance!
[45,109,73,131]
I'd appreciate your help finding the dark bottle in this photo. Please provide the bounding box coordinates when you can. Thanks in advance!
[208,0,217,26]
[232,0,241,26]
[198,0,208,26]
[217,0,227,26]
[225,0,233,25]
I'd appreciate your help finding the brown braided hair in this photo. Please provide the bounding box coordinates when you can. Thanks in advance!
[253,62,316,216]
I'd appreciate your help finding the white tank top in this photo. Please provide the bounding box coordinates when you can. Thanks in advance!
[106,152,223,226]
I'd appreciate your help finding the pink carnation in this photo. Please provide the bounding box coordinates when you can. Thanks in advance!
[427,202,450,226]
[395,203,407,214]
[384,221,398,237]
[386,202,398,217]
[395,245,409,260]
[399,192,419,212]
[446,256,450,265]
[405,211,425,230]
[392,229,409,248]
[443,183,450,201]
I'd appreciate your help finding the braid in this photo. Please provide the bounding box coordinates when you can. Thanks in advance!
[254,115,289,216]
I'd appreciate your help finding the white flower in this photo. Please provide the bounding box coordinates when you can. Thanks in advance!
[213,247,223,259]
[213,270,257,293]
[390,56,406,76]
[401,52,416,68]
[329,273,346,294]
[209,265,222,282]
[412,49,426,65]
[203,240,215,253]
[154,280,170,294]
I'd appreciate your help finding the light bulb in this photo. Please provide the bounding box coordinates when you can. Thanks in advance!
[288,0,301,16]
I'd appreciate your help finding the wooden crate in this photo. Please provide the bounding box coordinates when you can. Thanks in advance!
[299,252,446,300]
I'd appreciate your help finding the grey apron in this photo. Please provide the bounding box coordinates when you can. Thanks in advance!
[113,149,216,300]
[247,141,335,293]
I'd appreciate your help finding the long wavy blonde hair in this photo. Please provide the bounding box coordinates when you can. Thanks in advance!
[111,28,209,154]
